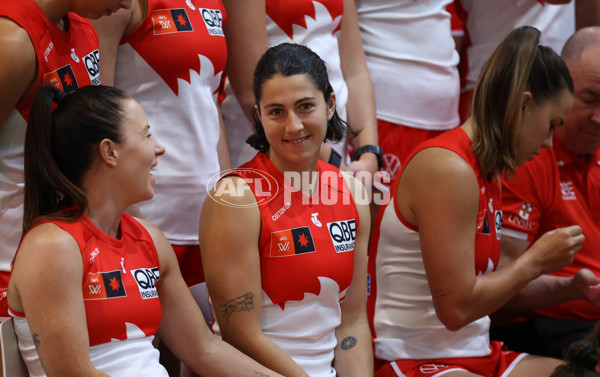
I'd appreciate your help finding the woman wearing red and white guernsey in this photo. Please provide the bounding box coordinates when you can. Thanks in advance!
[368,26,583,377]
[201,43,373,377]
[8,84,284,377]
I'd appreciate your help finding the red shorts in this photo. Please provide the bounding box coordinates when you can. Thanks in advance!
[171,244,205,288]
[377,120,453,183]
[375,341,526,377]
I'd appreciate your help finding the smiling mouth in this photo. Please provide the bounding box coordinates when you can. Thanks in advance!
[284,136,309,144]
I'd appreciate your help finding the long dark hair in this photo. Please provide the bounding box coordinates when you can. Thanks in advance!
[247,43,358,152]
[471,26,574,180]
[550,341,600,377]
[23,85,130,233]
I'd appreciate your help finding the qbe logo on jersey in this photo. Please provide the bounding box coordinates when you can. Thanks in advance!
[200,8,224,36]
[131,267,160,299]
[327,219,356,253]
[83,49,101,86]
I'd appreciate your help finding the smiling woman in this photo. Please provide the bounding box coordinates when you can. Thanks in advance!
[200,43,374,377]
[7,85,283,377]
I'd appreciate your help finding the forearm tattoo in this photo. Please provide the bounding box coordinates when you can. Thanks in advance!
[221,292,255,322]
[432,288,453,299]
[340,336,357,350]
[254,372,270,376]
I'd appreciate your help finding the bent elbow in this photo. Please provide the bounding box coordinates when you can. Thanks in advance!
[436,308,471,332]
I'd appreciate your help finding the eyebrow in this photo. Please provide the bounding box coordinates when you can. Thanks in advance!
[263,96,317,108]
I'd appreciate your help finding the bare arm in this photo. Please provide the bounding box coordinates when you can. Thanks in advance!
[90,1,141,85]
[0,18,37,129]
[398,148,584,331]
[200,178,309,377]
[339,0,378,176]
[334,174,373,377]
[138,218,283,377]
[221,0,269,121]
[499,234,600,311]
[8,224,108,377]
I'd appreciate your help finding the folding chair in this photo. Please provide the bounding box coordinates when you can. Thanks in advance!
[0,317,28,377]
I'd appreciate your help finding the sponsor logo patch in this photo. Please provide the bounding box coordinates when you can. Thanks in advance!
[200,8,224,36]
[152,9,194,35]
[270,227,316,257]
[83,270,126,300]
[327,219,355,253]
[83,49,101,86]
[131,267,160,299]
[43,64,79,92]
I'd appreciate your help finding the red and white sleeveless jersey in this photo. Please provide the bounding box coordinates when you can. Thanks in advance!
[368,127,502,361]
[114,0,227,246]
[11,213,166,376]
[212,152,358,376]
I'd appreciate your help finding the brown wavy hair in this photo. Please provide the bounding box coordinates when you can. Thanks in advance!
[471,26,573,181]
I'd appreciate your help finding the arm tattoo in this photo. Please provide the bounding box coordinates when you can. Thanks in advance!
[432,289,453,299]
[221,292,255,322]
[340,336,357,350]
[254,372,270,376]
[32,333,41,352]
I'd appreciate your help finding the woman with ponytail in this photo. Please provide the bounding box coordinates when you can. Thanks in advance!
[7,85,283,377]
[368,26,584,377]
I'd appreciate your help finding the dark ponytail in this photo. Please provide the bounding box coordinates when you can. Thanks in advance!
[23,85,130,233]
[550,341,600,377]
